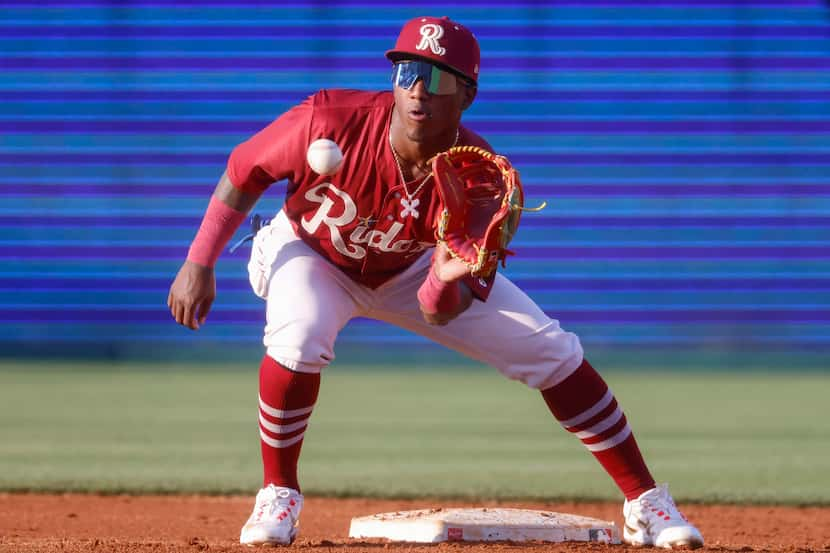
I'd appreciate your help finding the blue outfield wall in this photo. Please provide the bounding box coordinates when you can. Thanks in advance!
[1,1,829,366]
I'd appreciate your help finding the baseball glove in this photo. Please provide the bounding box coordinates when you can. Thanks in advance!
[431,145,543,277]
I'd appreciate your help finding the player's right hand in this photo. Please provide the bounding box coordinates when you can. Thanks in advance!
[167,260,216,330]
[419,243,474,326]
[431,242,471,283]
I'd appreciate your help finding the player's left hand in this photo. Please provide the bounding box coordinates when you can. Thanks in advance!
[432,146,530,278]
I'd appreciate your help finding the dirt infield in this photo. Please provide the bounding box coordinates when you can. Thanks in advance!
[1,494,828,553]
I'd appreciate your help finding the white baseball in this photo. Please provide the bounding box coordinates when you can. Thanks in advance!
[306,138,344,176]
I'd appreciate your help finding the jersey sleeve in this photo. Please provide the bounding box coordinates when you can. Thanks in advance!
[226,96,313,195]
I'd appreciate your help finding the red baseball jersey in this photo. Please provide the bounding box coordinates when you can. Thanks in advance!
[227,89,495,298]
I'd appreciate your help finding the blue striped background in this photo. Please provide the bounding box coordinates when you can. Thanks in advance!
[2,1,829,362]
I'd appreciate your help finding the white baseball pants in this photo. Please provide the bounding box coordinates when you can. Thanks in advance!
[248,210,584,390]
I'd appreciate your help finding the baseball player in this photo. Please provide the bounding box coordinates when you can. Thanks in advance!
[167,16,704,549]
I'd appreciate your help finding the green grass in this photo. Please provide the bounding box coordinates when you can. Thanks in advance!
[0,361,828,505]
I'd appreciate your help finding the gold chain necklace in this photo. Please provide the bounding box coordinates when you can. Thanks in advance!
[388,128,459,208]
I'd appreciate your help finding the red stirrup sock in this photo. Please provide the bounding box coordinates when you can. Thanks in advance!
[258,355,321,492]
[541,359,655,500]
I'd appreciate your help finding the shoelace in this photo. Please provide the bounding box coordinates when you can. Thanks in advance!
[254,487,297,523]
[640,489,684,523]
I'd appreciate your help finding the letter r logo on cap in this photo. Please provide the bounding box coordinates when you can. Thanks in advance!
[416,23,446,55]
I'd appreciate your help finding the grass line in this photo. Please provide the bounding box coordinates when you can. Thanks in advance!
[0,362,828,505]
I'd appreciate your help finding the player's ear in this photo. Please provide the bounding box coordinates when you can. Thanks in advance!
[460,84,477,111]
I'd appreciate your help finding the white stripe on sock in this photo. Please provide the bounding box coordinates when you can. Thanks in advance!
[258,413,308,435]
[574,406,624,440]
[259,395,315,419]
[560,389,614,429]
[259,428,306,449]
[584,424,632,452]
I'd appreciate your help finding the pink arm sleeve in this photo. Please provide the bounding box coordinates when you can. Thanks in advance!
[186,195,247,268]
[417,267,462,314]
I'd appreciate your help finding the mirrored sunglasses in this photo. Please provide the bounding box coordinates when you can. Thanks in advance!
[391,60,461,96]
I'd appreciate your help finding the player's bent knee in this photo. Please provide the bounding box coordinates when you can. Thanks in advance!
[496,324,584,390]
[263,322,337,374]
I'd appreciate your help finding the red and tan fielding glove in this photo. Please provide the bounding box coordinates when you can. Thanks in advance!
[431,146,541,278]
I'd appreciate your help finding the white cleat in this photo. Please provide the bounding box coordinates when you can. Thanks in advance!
[240,484,304,546]
[623,484,704,549]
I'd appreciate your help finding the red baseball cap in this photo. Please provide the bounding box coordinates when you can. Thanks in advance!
[385,16,480,84]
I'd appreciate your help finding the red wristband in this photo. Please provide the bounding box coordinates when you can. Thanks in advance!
[417,267,461,314]
[186,195,246,268]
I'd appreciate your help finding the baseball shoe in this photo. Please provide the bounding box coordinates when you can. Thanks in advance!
[239,484,304,546]
[623,484,704,549]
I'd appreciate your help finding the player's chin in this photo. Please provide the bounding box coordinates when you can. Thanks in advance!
[404,117,428,135]
[406,124,443,145]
